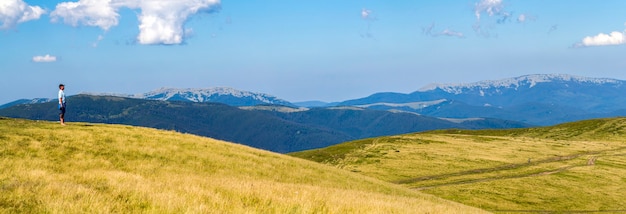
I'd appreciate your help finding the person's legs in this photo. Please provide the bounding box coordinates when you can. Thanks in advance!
[59,105,66,125]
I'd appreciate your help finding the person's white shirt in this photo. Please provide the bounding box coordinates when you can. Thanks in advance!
[58,89,65,104]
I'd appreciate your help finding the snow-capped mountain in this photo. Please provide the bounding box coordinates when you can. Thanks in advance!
[340,74,626,125]
[84,87,295,107]
[416,74,626,111]
[418,74,622,95]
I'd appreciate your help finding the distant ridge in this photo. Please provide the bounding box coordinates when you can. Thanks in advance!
[293,100,338,108]
[4,74,626,126]
[340,74,626,125]
[418,74,622,94]
[82,87,295,107]
[0,98,54,109]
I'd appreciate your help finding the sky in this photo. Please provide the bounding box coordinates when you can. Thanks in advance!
[1,0,626,104]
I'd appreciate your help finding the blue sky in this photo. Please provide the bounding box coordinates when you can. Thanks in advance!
[1,0,626,104]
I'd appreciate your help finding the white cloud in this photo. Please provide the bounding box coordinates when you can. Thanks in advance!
[32,54,57,63]
[438,29,464,38]
[51,0,221,45]
[516,14,536,24]
[51,0,119,31]
[359,8,376,39]
[575,31,626,47]
[92,34,105,47]
[472,0,507,36]
[361,8,371,19]
[129,0,221,45]
[517,14,526,23]
[474,0,504,21]
[0,0,45,29]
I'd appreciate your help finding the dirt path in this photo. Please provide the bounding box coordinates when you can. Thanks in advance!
[401,148,626,191]
[413,165,580,191]
[396,153,583,185]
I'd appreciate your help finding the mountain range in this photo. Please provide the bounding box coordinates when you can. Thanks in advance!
[0,95,528,153]
[3,73,626,126]
[345,74,625,110]
[82,87,296,107]
[339,74,626,125]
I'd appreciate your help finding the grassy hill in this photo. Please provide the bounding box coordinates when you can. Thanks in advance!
[0,117,485,213]
[291,117,626,212]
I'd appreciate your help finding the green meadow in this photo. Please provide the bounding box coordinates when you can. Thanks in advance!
[291,117,626,212]
[0,117,484,213]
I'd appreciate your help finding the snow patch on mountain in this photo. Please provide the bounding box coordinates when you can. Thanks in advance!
[25,98,55,104]
[418,74,622,94]
[135,87,280,103]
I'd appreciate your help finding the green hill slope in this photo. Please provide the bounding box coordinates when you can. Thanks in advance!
[291,117,626,212]
[0,117,485,213]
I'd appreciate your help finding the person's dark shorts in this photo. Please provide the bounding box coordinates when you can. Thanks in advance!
[59,103,66,117]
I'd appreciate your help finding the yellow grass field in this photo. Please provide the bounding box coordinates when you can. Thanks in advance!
[292,117,626,212]
[0,117,485,213]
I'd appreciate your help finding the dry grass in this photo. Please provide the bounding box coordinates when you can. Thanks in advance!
[0,117,484,213]
[292,117,626,212]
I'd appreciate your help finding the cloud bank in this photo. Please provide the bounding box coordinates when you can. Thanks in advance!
[50,0,221,45]
[575,31,625,47]
[0,0,45,29]
[32,54,57,63]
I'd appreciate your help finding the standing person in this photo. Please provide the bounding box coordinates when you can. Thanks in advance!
[58,84,66,126]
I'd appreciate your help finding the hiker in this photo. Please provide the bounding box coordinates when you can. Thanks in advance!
[58,84,66,125]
